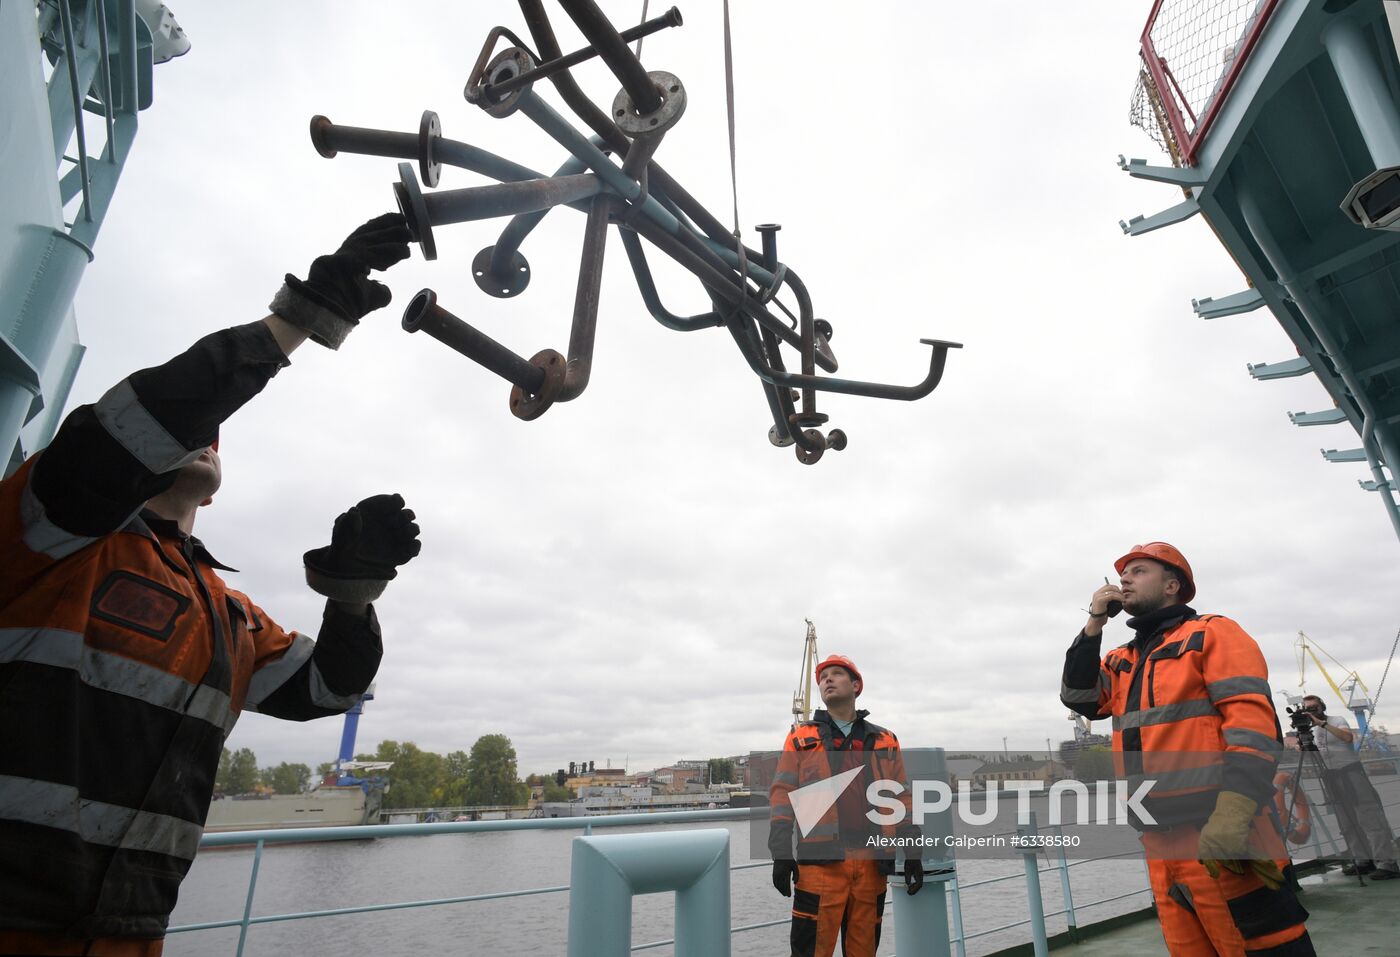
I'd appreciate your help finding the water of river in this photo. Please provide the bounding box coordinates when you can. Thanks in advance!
[167,819,1152,956]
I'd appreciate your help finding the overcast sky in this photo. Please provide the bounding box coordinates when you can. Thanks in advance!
[61,1,1400,778]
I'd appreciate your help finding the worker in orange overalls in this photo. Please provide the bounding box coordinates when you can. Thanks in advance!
[768,655,924,957]
[1060,543,1315,957]
[0,215,420,956]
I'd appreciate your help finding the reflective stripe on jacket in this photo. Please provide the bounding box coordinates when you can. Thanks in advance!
[1060,608,1282,826]
[0,323,381,940]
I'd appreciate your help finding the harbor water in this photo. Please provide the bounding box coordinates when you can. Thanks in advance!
[167,819,1152,956]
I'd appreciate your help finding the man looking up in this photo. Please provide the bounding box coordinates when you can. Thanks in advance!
[769,654,923,957]
[0,214,421,955]
[1059,543,1314,957]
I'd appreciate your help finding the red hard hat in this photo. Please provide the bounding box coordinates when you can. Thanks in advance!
[816,654,863,691]
[1114,542,1196,603]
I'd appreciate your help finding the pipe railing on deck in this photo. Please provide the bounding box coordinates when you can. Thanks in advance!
[175,805,1161,957]
[184,773,1400,956]
[944,817,1153,956]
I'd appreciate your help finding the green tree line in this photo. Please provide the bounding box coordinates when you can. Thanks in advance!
[216,733,530,810]
[214,748,312,796]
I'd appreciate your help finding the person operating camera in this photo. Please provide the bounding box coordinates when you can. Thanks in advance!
[1297,695,1400,879]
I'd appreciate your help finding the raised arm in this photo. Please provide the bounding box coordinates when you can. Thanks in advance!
[23,214,410,541]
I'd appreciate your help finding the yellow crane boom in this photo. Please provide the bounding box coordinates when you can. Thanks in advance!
[1295,631,1371,711]
[792,619,819,724]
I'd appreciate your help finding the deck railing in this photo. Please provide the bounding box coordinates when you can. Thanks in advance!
[174,764,1400,954]
[1283,755,1400,862]
[173,806,1156,957]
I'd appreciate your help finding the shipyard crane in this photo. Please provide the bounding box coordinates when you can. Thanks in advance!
[327,683,394,789]
[1068,712,1093,745]
[1294,630,1396,748]
[791,619,819,726]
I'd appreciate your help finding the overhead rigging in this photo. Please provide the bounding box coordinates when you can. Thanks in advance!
[306,0,960,464]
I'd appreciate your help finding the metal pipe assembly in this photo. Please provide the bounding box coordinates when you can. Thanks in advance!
[308,0,959,463]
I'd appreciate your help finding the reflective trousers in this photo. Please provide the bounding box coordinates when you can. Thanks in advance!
[1142,819,1314,957]
[790,859,887,957]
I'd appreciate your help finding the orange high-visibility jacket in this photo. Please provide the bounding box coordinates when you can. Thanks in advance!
[768,710,919,871]
[1060,608,1283,825]
[0,323,382,941]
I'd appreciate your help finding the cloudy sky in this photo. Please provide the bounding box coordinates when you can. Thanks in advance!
[60,1,1399,778]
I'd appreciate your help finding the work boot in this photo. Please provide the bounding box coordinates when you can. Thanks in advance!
[1371,862,1400,880]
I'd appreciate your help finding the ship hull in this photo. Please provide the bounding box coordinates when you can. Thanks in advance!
[203,787,380,832]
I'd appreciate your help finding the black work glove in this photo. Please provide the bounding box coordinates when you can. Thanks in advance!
[772,860,799,898]
[270,213,412,350]
[903,857,924,896]
[304,493,421,603]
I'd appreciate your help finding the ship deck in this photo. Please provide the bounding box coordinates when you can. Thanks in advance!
[1051,865,1399,956]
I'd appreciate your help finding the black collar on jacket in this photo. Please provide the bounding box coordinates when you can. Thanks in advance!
[811,708,878,750]
[137,509,239,572]
[1125,603,1195,649]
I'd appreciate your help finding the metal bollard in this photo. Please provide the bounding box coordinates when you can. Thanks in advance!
[895,748,957,957]
[566,829,730,957]
[893,865,953,957]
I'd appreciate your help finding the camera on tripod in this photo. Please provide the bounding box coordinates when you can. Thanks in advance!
[1287,706,1318,747]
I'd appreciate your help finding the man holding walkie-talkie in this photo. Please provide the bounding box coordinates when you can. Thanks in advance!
[1059,543,1314,957]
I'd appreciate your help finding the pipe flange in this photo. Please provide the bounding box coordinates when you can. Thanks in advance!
[472,246,531,298]
[509,349,566,421]
[795,430,826,465]
[309,114,337,158]
[827,429,848,452]
[793,411,829,428]
[612,71,686,136]
[767,425,795,448]
[418,110,441,188]
[479,48,536,119]
[393,162,437,261]
[401,288,437,333]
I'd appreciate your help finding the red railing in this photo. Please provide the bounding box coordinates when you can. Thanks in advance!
[1138,0,1281,165]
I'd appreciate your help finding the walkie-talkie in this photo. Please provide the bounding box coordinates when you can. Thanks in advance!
[1104,577,1123,618]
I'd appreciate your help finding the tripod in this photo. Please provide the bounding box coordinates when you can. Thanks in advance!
[1284,715,1368,886]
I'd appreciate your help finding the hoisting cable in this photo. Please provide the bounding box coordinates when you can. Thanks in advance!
[721,0,752,321]
[633,0,651,58]
[1359,626,1400,749]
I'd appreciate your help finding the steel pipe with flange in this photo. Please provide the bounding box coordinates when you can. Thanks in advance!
[401,289,546,395]
[394,164,606,261]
